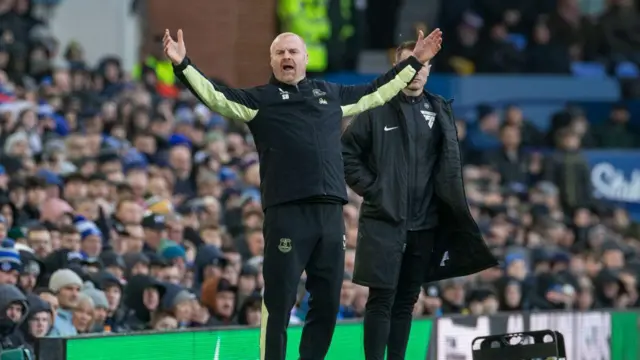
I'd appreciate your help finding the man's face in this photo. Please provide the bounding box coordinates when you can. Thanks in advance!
[39,293,59,320]
[19,270,38,292]
[89,180,109,199]
[27,187,46,205]
[64,180,87,200]
[143,287,160,310]
[58,284,81,309]
[100,161,123,179]
[28,230,52,258]
[6,302,23,322]
[238,275,256,294]
[159,265,181,284]
[270,34,307,84]
[169,146,192,174]
[246,232,264,256]
[215,291,235,318]
[131,262,149,276]
[104,285,122,311]
[397,49,429,91]
[134,135,156,154]
[107,265,124,280]
[81,234,102,257]
[0,270,18,285]
[61,233,81,252]
[126,170,148,197]
[29,311,51,337]
[93,307,108,324]
[124,225,145,252]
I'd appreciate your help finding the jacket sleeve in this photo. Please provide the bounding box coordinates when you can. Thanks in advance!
[341,111,376,197]
[173,57,260,122]
[338,56,422,117]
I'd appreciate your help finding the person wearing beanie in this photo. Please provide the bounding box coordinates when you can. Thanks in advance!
[160,283,195,328]
[160,242,187,275]
[18,250,41,293]
[209,278,238,326]
[122,252,150,278]
[48,268,82,336]
[141,212,167,253]
[81,281,110,332]
[78,224,103,259]
[75,218,103,258]
[99,251,126,281]
[0,246,22,286]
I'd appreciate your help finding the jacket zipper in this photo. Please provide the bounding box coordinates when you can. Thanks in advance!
[307,83,327,196]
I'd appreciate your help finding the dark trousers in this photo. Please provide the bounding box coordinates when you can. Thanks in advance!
[363,230,436,360]
[260,202,345,360]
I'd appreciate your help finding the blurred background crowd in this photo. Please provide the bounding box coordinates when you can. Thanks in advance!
[0,0,639,353]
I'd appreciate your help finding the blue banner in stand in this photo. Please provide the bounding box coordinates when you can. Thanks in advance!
[584,151,640,220]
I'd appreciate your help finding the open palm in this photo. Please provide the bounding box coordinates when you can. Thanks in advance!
[412,28,443,63]
[163,29,187,65]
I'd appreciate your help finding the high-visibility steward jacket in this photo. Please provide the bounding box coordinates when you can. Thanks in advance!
[132,56,175,85]
[278,0,331,72]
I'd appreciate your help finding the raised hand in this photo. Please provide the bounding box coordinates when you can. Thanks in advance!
[163,29,187,65]
[412,28,443,64]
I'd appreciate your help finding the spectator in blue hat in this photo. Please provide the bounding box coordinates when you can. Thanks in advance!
[160,242,187,274]
[76,220,103,258]
[0,246,22,285]
[36,169,63,199]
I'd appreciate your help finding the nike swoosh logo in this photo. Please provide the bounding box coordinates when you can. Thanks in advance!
[384,126,398,131]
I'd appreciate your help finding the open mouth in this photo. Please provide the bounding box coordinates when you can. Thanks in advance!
[282,65,295,71]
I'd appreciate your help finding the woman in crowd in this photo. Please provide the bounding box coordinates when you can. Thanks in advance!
[72,293,95,334]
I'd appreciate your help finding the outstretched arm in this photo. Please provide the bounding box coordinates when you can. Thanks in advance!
[173,58,260,122]
[338,29,442,117]
[164,29,260,122]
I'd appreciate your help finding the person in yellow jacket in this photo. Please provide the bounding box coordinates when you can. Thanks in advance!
[133,36,178,97]
[278,0,331,74]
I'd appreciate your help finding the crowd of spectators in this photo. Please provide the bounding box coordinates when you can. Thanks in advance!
[0,0,639,355]
[435,0,640,74]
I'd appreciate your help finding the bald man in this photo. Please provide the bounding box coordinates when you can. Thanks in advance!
[164,29,442,360]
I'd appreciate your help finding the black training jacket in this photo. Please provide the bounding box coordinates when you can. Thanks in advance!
[173,56,422,209]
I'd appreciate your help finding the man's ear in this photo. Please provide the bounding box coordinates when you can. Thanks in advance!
[306,53,309,65]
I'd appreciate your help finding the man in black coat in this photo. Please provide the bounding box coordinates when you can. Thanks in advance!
[341,41,498,360]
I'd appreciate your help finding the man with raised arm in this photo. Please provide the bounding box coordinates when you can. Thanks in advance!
[163,28,442,360]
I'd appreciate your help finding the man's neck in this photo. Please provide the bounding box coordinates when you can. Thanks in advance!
[402,88,423,97]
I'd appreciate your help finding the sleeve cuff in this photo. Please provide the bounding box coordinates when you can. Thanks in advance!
[403,55,423,73]
[173,57,190,72]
